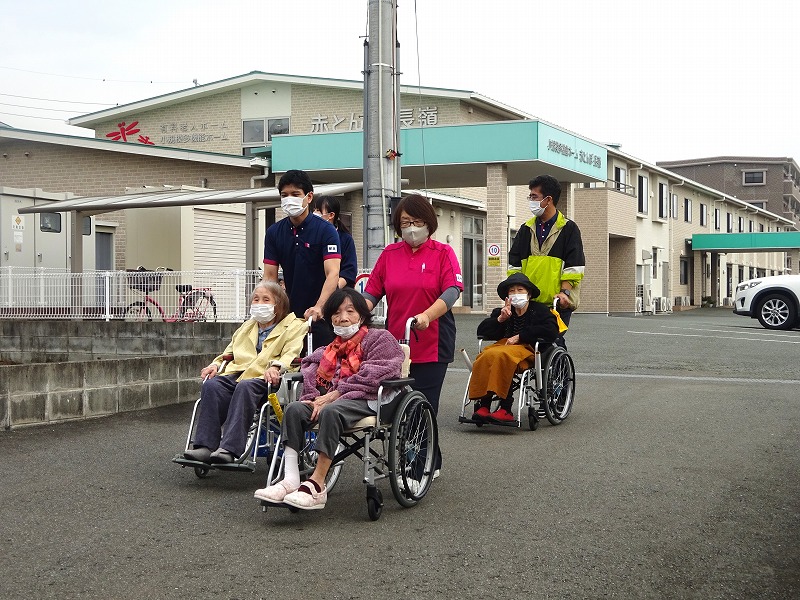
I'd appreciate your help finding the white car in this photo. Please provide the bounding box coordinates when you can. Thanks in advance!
[734,274,800,330]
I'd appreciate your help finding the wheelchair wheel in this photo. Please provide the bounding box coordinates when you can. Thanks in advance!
[388,391,438,508]
[527,407,539,431]
[366,486,383,521]
[542,347,575,425]
[194,466,210,478]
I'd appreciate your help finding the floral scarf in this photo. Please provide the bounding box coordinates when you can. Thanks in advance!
[315,325,369,392]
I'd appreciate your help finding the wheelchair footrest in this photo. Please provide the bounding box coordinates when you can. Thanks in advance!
[458,416,519,428]
[172,455,257,473]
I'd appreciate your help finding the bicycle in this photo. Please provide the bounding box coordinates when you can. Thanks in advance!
[124,266,217,322]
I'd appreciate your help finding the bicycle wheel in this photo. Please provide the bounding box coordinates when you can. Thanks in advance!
[182,291,217,322]
[124,301,152,322]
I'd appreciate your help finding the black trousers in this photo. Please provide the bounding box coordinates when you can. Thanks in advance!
[408,361,449,472]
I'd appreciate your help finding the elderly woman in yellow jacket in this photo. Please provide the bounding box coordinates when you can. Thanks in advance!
[184,282,307,464]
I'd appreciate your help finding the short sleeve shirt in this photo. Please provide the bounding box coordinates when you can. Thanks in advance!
[364,238,463,363]
[263,213,341,317]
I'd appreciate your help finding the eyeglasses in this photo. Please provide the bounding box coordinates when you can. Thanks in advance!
[400,219,425,228]
[527,194,547,202]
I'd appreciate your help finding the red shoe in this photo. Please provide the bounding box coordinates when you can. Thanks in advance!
[472,405,491,421]
[488,407,515,423]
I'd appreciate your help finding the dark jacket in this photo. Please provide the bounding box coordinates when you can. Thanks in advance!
[476,301,559,346]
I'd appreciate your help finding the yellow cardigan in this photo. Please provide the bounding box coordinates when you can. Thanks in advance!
[211,313,308,381]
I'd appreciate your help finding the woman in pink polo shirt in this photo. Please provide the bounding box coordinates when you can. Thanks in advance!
[363,194,463,475]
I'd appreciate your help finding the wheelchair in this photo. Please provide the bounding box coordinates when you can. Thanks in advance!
[258,318,439,521]
[171,319,314,479]
[458,327,576,431]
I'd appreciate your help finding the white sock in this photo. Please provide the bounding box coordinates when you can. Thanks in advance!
[282,447,301,489]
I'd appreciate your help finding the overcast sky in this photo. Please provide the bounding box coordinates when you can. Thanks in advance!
[1,0,798,165]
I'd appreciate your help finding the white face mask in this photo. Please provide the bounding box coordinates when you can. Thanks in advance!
[250,303,275,323]
[529,200,546,217]
[509,293,529,308]
[333,322,361,340]
[401,224,429,247]
[281,194,307,218]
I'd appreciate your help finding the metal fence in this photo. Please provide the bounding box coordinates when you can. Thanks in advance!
[0,267,386,323]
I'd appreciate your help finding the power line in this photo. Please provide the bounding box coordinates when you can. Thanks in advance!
[0,111,66,121]
[0,93,115,106]
[0,65,191,85]
[0,101,80,113]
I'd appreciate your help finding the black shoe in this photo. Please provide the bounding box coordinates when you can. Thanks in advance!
[208,449,234,464]
[183,446,211,462]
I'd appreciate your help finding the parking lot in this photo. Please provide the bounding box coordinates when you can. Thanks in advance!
[1,308,798,599]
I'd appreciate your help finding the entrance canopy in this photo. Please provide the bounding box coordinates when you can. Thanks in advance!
[270,120,608,188]
[16,182,365,272]
[16,182,365,217]
[690,232,800,252]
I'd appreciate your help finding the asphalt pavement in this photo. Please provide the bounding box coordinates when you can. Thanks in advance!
[1,308,798,599]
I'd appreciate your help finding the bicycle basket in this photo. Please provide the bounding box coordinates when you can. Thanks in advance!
[127,269,164,293]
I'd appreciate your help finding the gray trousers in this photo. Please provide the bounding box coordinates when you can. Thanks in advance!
[282,398,375,458]
[194,374,271,456]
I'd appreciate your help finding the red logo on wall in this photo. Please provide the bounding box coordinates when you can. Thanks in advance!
[106,121,143,144]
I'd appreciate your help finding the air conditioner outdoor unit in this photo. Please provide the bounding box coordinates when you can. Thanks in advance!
[635,297,643,313]
[683,296,690,306]
[722,297,734,307]
[674,296,686,307]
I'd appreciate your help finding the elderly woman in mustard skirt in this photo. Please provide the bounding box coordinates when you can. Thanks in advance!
[469,273,560,424]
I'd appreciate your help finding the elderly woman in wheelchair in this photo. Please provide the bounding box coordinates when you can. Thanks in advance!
[254,287,403,511]
[468,273,560,425]
[182,281,307,464]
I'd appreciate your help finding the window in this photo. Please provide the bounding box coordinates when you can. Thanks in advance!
[738,216,744,232]
[684,198,692,223]
[637,175,648,214]
[759,223,764,232]
[700,203,707,226]
[749,219,754,232]
[658,183,668,219]
[714,208,721,230]
[82,216,91,236]
[726,212,733,233]
[743,170,765,185]
[680,257,689,285]
[671,194,678,220]
[614,166,626,192]
[738,266,744,284]
[40,213,61,233]
[749,267,756,279]
[241,117,290,149]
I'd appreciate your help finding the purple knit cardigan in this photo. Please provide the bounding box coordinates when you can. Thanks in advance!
[298,328,403,403]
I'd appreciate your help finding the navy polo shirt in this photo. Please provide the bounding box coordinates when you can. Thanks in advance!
[338,230,358,287]
[263,213,341,317]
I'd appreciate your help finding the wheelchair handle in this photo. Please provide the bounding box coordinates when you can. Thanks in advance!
[553,297,560,311]
[404,317,417,340]
[306,316,314,351]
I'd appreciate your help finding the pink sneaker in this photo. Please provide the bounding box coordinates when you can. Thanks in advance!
[253,480,298,503]
[283,481,327,510]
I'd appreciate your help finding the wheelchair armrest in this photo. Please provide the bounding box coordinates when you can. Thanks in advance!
[380,377,415,387]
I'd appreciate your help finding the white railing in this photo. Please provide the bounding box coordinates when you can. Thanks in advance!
[0,267,386,323]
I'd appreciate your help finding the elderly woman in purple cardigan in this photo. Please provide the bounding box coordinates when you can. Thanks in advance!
[254,287,403,510]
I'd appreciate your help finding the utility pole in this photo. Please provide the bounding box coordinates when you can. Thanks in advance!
[363,0,400,268]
